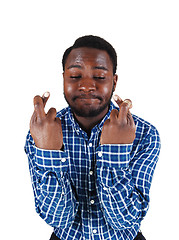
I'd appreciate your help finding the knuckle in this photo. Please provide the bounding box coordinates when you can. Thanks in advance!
[121,102,129,109]
[50,107,57,112]
[112,109,118,113]
[34,95,41,102]
[110,109,119,118]
[113,109,119,115]
[34,95,42,108]
[119,122,127,128]
[118,118,127,125]
[49,107,57,115]
[103,119,110,126]
[47,107,57,119]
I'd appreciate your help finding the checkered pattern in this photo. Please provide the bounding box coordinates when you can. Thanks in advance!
[25,102,161,240]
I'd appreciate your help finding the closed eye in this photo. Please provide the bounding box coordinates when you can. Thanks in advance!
[70,75,81,79]
[93,76,105,80]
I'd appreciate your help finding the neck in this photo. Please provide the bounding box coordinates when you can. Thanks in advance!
[73,107,109,137]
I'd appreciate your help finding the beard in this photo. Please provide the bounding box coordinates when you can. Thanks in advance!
[67,97,110,118]
[64,89,114,118]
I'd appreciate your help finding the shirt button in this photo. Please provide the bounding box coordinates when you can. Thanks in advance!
[61,158,66,162]
[89,170,93,175]
[98,152,102,157]
[89,143,92,147]
[90,199,95,204]
[93,229,97,234]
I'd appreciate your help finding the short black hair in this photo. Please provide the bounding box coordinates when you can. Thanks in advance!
[62,35,117,74]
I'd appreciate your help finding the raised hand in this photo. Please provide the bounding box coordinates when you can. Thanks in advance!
[100,95,136,145]
[30,92,63,150]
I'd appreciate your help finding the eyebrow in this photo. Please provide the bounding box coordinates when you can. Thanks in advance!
[67,65,109,71]
[67,65,82,69]
[93,66,109,71]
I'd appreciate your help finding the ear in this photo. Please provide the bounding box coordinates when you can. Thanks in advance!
[62,72,65,85]
[113,74,118,92]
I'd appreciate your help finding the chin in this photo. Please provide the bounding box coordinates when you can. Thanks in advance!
[71,103,110,118]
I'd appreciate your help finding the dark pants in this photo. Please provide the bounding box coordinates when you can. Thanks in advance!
[50,231,146,240]
[50,233,60,240]
[134,231,146,240]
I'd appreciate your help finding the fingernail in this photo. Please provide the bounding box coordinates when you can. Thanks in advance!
[113,95,119,101]
[113,95,123,102]
[123,99,132,108]
[44,91,50,98]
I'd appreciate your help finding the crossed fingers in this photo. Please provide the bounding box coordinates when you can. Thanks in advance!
[111,95,134,125]
[31,92,56,124]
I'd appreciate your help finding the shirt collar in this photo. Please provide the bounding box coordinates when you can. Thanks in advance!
[67,101,118,133]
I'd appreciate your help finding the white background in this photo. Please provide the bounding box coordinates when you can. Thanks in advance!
[0,0,179,239]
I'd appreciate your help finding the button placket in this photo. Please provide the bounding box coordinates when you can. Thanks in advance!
[61,158,66,163]
[98,151,103,157]
[90,199,95,205]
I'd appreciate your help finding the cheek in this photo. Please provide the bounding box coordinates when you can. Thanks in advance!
[101,82,114,98]
[102,86,110,95]
[64,82,75,96]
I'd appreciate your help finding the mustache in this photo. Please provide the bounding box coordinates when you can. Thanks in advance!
[72,93,103,101]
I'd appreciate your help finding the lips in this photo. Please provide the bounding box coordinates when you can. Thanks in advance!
[73,94,102,101]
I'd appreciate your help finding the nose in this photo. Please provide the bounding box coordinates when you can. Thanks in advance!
[78,78,96,92]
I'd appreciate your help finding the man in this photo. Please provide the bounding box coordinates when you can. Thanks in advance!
[25,35,160,240]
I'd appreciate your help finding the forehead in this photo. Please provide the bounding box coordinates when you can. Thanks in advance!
[65,47,113,70]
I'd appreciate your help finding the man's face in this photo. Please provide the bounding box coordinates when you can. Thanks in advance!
[63,47,117,118]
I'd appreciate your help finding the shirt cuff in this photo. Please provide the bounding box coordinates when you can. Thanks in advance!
[34,146,69,171]
[96,144,132,169]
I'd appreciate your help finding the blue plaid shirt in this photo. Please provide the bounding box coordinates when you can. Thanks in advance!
[25,102,160,240]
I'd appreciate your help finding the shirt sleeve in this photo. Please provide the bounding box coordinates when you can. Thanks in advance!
[24,131,79,228]
[95,127,161,230]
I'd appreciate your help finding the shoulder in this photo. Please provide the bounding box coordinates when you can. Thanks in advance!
[132,114,161,150]
[133,114,159,137]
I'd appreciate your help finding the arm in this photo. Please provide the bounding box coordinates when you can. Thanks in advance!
[24,93,79,228]
[96,128,160,230]
[97,95,160,230]
[25,132,79,228]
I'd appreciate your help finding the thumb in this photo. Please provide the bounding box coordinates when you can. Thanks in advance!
[42,91,50,107]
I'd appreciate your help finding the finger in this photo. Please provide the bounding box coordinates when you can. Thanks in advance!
[55,117,62,125]
[46,107,57,120]
[127,111,134,126]
[30,111,36,126]
[109,109,119,122]
[33,95,46,120]
[123,99,132,109]
[103,118,110,126]
[113,95,123,107]
[118,99,133,122]
[42,91,50,107]
[55,117,63,131]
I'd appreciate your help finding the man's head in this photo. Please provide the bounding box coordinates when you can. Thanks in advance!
[62,35,117,75]
[62,35,118,121]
